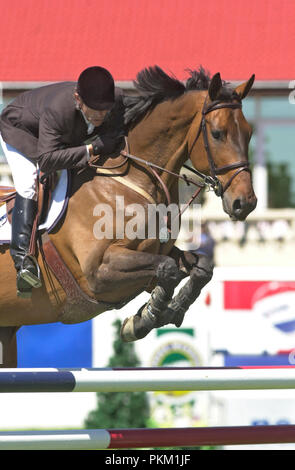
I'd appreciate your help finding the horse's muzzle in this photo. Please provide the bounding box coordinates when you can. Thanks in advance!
[230,195,257,221]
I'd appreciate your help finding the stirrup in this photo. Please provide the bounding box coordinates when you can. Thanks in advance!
[19,268,42,288]
[19,254,42,289]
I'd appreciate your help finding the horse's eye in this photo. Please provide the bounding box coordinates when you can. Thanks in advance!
[211,130,222,140]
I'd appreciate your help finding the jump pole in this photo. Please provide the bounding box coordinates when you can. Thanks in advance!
[0,425,295,450]
[0,366,295,393]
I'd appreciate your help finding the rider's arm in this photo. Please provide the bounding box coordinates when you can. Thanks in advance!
[36,108,90,173]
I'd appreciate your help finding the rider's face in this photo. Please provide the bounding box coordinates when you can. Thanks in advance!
[81,104,109,127]
[74,92,111,127]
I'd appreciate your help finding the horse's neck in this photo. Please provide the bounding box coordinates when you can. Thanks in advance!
[127,91,203,192]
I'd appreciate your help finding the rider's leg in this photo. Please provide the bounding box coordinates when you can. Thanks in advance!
[0,136,42,297]
[10,193,42,296]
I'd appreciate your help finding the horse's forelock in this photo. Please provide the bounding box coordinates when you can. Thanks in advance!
[185,66,211,91]
[185,67,238,102]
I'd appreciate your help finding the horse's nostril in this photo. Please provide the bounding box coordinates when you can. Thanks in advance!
[233,198,243,212]
[231,196,257,221]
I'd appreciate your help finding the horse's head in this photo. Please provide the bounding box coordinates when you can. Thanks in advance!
[188,73,257,221]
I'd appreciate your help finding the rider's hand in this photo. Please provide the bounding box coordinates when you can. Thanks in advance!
[91,133,125,157]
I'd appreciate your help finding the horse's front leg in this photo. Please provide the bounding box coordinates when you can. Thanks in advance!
[86,246,186,340]
[121,255,187,342]
[87,246,184,298]
[161,253,213,329]
[142,246,201,294]
[120,248,212,342]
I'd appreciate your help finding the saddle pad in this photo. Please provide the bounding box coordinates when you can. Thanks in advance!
[0,170,69,245]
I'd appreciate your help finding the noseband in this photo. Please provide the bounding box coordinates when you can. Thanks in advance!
[186,99,251,197]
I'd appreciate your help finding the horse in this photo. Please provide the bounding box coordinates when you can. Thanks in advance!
[0,66,257,367]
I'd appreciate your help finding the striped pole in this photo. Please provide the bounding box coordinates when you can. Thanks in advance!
[0,426,294,450]
[0,367,295,393]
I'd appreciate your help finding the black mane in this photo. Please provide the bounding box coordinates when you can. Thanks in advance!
[123,66,184,129]
[123,65,235,129]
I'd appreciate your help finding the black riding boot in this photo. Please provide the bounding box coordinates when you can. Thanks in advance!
[10,194,42,298]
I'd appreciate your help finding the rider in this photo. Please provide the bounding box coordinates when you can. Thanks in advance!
[0,66,125,298]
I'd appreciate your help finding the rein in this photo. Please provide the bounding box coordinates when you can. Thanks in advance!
[88,138,206,207]
[120,148,205,205]
[89,143,204,243]
[88,97,252,232]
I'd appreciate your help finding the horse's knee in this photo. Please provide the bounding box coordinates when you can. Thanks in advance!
[85,265,112,295]
[192,254,213,286]
[156,257,180,295]
[196,253,214,272]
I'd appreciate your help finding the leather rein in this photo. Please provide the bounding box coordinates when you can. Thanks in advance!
[89,97,251,207]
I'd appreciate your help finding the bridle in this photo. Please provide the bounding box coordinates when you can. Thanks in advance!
[88,97,251,205]
[185,98,251,197]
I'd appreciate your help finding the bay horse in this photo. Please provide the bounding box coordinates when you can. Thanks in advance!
[0,66,257,367]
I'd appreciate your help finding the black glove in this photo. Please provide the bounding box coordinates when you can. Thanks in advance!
[92,133,125,157]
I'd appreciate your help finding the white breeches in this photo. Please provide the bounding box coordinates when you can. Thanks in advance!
[0,134,38,200]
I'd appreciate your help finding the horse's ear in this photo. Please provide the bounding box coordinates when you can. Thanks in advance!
[208,73,222,101]
[235,74,255,100]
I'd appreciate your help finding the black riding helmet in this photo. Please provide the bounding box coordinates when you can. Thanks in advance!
[77,66,115,111]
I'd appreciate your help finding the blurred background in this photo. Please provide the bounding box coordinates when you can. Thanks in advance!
[0,0,295,450]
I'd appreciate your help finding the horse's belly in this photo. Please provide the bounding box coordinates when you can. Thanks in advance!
[0,300,60,326]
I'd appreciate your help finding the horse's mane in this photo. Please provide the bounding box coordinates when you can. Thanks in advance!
[99,65,236,134]
[123,65,234,129]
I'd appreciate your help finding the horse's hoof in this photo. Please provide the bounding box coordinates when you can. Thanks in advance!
[120,316,137,342]
[173,310,185,328]
[121,303,157,342]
